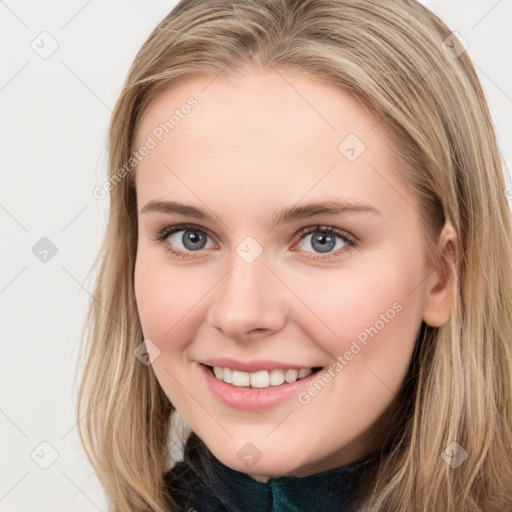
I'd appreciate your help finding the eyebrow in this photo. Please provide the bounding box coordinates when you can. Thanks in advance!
[140,198,381,225]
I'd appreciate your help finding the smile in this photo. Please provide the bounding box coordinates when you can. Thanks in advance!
[209,365,322,388]
[199,362,325,410]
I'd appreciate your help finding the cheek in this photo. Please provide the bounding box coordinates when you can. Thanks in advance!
[292,252,425,372]
[134,257,206,345]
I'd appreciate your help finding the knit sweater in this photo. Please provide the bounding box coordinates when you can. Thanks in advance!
[164,432,374,511]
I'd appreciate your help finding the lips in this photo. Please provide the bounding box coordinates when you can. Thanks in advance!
[199,361,325,410]
[200,357,323,373]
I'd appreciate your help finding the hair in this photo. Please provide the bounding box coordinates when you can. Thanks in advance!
[76,0,512,510]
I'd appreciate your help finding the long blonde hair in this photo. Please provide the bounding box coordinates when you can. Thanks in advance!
[76,0,512,510]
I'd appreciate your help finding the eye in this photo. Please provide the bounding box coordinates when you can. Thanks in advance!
[293,225,357,261]
[152,223,216,259]
[151,223,357,262]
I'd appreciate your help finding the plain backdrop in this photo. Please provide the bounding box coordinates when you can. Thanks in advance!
[1,1,511,510]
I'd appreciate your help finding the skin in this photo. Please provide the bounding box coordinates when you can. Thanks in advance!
[133,66,455,483]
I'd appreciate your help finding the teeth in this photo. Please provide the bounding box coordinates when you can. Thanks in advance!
[298,368,313,379]
[232,370,250,387]
[211,366,314,388]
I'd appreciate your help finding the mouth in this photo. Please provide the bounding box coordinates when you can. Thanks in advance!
[202,363,323,389]
[199,362,326,410]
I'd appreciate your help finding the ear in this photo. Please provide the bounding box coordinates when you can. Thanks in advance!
[422,223,458,327]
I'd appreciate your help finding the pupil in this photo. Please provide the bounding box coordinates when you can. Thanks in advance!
[183,230,206,250]
[312,231,335,253]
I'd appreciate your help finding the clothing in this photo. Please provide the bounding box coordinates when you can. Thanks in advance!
[164,431,375,511]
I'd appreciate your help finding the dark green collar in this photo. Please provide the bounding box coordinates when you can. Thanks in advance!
[165,432,374,511]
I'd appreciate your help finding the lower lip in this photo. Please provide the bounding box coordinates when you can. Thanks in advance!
[198,363,323,411]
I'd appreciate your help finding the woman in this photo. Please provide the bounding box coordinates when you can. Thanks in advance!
[77,0,512,510]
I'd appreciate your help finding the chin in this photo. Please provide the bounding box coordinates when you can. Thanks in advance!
[211,440,311,479]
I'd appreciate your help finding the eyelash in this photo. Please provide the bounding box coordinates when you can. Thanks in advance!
[151,223,358,262]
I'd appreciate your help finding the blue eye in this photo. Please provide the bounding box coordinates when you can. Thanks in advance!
[153,223,215,258]
[152,223,357,262]
[294,226,353,254]
[167,228,212,251]
[294,225,356,260]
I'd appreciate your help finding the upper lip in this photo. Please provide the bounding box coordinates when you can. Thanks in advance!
[200,358,322,373]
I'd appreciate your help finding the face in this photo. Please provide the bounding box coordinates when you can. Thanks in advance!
[133,67,446,482]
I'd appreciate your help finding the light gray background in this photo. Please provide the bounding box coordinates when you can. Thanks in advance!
[1,1,511,510]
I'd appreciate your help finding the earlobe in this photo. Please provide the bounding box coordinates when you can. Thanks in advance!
[422,223,458,328]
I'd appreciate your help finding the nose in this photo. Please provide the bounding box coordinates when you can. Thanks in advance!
[206,251,287,341]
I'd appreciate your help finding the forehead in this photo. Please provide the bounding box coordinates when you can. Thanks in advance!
[135,67,382,149]
[133,68,412,220]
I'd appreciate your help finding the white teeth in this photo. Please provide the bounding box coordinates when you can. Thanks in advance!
[232,370,250,387]
[298,368,313,379]
[269,369,285,386]
[250,370,269,388]
[223,367,233,384]
[285,369,298,383]
[211,366,315,388]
